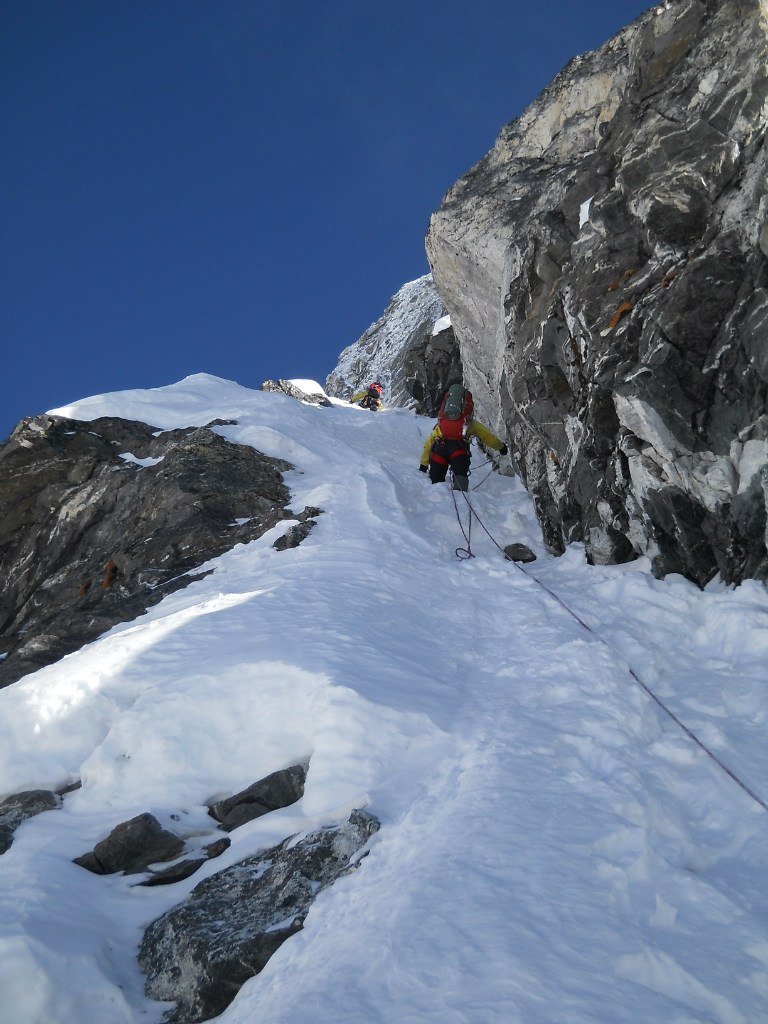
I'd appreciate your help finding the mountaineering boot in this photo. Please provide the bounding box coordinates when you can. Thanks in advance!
[452,474,469,491]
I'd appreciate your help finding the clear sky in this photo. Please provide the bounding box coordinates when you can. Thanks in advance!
[1,0,650,440]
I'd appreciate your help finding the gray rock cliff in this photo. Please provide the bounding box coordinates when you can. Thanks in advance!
[426,0,768,585]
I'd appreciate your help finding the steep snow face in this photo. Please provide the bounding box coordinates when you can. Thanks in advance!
[325,274,445,407]
[0,373,766,1024]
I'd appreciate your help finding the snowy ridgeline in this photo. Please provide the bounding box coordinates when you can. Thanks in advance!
[0,372,766,1024]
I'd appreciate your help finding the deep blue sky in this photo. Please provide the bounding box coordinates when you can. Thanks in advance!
[1,0,650,439]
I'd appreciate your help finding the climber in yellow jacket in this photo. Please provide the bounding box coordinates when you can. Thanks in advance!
[419,383,506,491]
[350,381,384,411]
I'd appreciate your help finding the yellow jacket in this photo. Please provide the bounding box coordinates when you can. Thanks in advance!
[350,390,384,411]
[420,419,504,468]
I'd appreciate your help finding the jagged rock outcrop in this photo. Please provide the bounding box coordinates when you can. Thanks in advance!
[72,763,307,882]
[72,811,232,883]
[0,414,313,686]
[138,837,231,888]
[74,813,186,875]
[272,518,315,550]
[427,0,768,585]
[139,809,380,1024]
[260,379,332,405]
[207,762,308,832]
[0,788,62,854]
[326,274,462,412]
[403,317,464,416]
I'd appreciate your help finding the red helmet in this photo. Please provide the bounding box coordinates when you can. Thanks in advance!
[371,382,383,395]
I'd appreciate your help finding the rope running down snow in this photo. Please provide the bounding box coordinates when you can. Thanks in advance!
[451,478,768,816]
[449,458,498,557]
[450,484,474,559]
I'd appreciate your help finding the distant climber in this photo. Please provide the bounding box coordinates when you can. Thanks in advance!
[419,383,507,491]
[350,382,384,411]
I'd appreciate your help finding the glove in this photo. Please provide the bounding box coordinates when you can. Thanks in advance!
[419,464,427,473]
[499,444,508,457]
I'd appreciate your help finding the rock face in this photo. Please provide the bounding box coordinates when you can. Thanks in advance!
[139,809,380,1024]
[403,318,464,416]
[426,0,768,585]
[73,813,185,875]
[0,789,62,854]
[207,762,308,832]
[326,274,462,413]
[71,764,309,882]
[0,414,302,685]
[261,379,332,406]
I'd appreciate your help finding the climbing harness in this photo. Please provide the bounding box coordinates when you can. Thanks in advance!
[449,479,768,816]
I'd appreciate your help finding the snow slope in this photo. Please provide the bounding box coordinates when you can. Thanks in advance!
[1,373,767,1024]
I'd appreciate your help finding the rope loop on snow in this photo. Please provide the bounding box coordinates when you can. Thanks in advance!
[449,473,474,559]
[457,489,507,558]
[451,489,768,815]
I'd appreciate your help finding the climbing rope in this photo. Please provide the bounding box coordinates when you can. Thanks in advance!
[470,463,495,489]
[451,483,768,815]
[449,475,474,559]
[448,456,499,556]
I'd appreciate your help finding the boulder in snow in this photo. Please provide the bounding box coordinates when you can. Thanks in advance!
[139,809,380,1023]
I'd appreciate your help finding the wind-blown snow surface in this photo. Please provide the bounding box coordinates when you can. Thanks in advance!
[2,373,767,1024]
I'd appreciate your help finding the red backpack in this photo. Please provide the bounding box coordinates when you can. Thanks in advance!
[438,384,474,441]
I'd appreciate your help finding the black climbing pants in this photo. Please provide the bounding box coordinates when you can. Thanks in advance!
[428,438,470,484]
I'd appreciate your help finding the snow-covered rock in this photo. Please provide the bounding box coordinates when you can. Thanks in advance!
[325,274,461,413]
